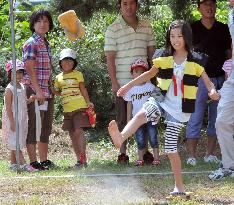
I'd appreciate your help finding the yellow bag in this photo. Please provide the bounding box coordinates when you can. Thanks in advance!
[58,10,85,41]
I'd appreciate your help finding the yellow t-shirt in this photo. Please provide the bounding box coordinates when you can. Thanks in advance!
[54,70,87,112]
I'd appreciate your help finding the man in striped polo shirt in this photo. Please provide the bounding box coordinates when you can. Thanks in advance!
[104,0,156,163]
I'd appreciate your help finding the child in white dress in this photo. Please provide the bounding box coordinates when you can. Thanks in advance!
[2,59,37,172]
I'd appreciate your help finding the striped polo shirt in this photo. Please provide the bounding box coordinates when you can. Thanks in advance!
[104,15,155,86]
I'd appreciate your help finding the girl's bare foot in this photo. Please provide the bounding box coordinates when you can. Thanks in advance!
[108,120,124,148]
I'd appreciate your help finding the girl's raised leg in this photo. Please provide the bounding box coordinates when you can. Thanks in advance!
[108,110,147,148]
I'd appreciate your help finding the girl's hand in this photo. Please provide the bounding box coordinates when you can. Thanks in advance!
[10,120,16,132]
[208,89,220,101]
[87,102,94,108]
[117,83,131,97]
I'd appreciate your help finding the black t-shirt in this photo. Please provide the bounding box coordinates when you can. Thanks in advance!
[191,20,231,77]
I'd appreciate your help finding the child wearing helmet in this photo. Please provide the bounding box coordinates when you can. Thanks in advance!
[52,48,94,168]
[2,59,37,172]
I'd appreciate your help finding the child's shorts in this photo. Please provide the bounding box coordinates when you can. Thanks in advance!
[62,109,91,132]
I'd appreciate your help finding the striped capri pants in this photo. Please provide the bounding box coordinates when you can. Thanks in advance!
[143,97,184,153]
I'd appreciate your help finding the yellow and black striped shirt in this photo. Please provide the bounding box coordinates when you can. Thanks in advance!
[153,50,206,113]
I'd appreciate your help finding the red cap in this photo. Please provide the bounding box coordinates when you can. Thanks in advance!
[131,59,148,72]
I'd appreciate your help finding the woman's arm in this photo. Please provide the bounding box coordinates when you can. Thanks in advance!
[26,94,35,104]
[25,59,45,103]
[117,66,158,97]
[201,71,220,100]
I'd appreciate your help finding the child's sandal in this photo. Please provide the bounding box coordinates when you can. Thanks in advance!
[167,191,192,200]
[152,160,161,166]
[135,160,144,166]
[169,191,186,197]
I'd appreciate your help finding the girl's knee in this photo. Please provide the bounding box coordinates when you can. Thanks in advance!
[166,151,178,157]
[165,148,178,155]
[135,111,147,121]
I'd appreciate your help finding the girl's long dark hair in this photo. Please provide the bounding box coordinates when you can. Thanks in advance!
[165,20,193,55]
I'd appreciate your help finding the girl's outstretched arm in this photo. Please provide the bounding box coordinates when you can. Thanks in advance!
[117,66,158,97]
[201,71,220,100]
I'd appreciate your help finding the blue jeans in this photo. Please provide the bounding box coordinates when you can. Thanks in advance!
[186,76,224,139]
[135,122,158,150]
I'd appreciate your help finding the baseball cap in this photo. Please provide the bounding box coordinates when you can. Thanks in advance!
[59,48,76,61]
[131,59,148,72]
[5,59,25,74]
[197,0,216,6]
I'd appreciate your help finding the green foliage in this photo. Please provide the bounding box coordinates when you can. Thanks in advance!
[168,0,194,20]
[51,0,116,21]
[149,4,173,48]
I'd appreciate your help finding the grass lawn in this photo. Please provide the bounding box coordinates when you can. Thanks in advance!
[0,126,234,204]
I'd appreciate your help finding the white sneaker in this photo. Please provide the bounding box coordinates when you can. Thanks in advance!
[9,164,18,171]
[204,155,220,163]
[187,157,197,166]
[208,168,234,180]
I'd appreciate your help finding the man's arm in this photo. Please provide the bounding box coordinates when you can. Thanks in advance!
[25,59,45,103]
[147,45,156,63]
[105,51,120,93]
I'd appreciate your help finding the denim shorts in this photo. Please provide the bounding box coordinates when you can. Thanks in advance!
[135,122,158,150]
[186,76,224,139]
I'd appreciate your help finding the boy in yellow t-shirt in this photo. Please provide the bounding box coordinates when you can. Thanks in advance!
[53,48,94,168]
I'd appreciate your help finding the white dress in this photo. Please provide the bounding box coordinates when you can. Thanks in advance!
[2,83,28,150]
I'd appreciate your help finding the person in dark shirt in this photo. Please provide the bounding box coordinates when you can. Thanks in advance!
[186,0,232,166]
